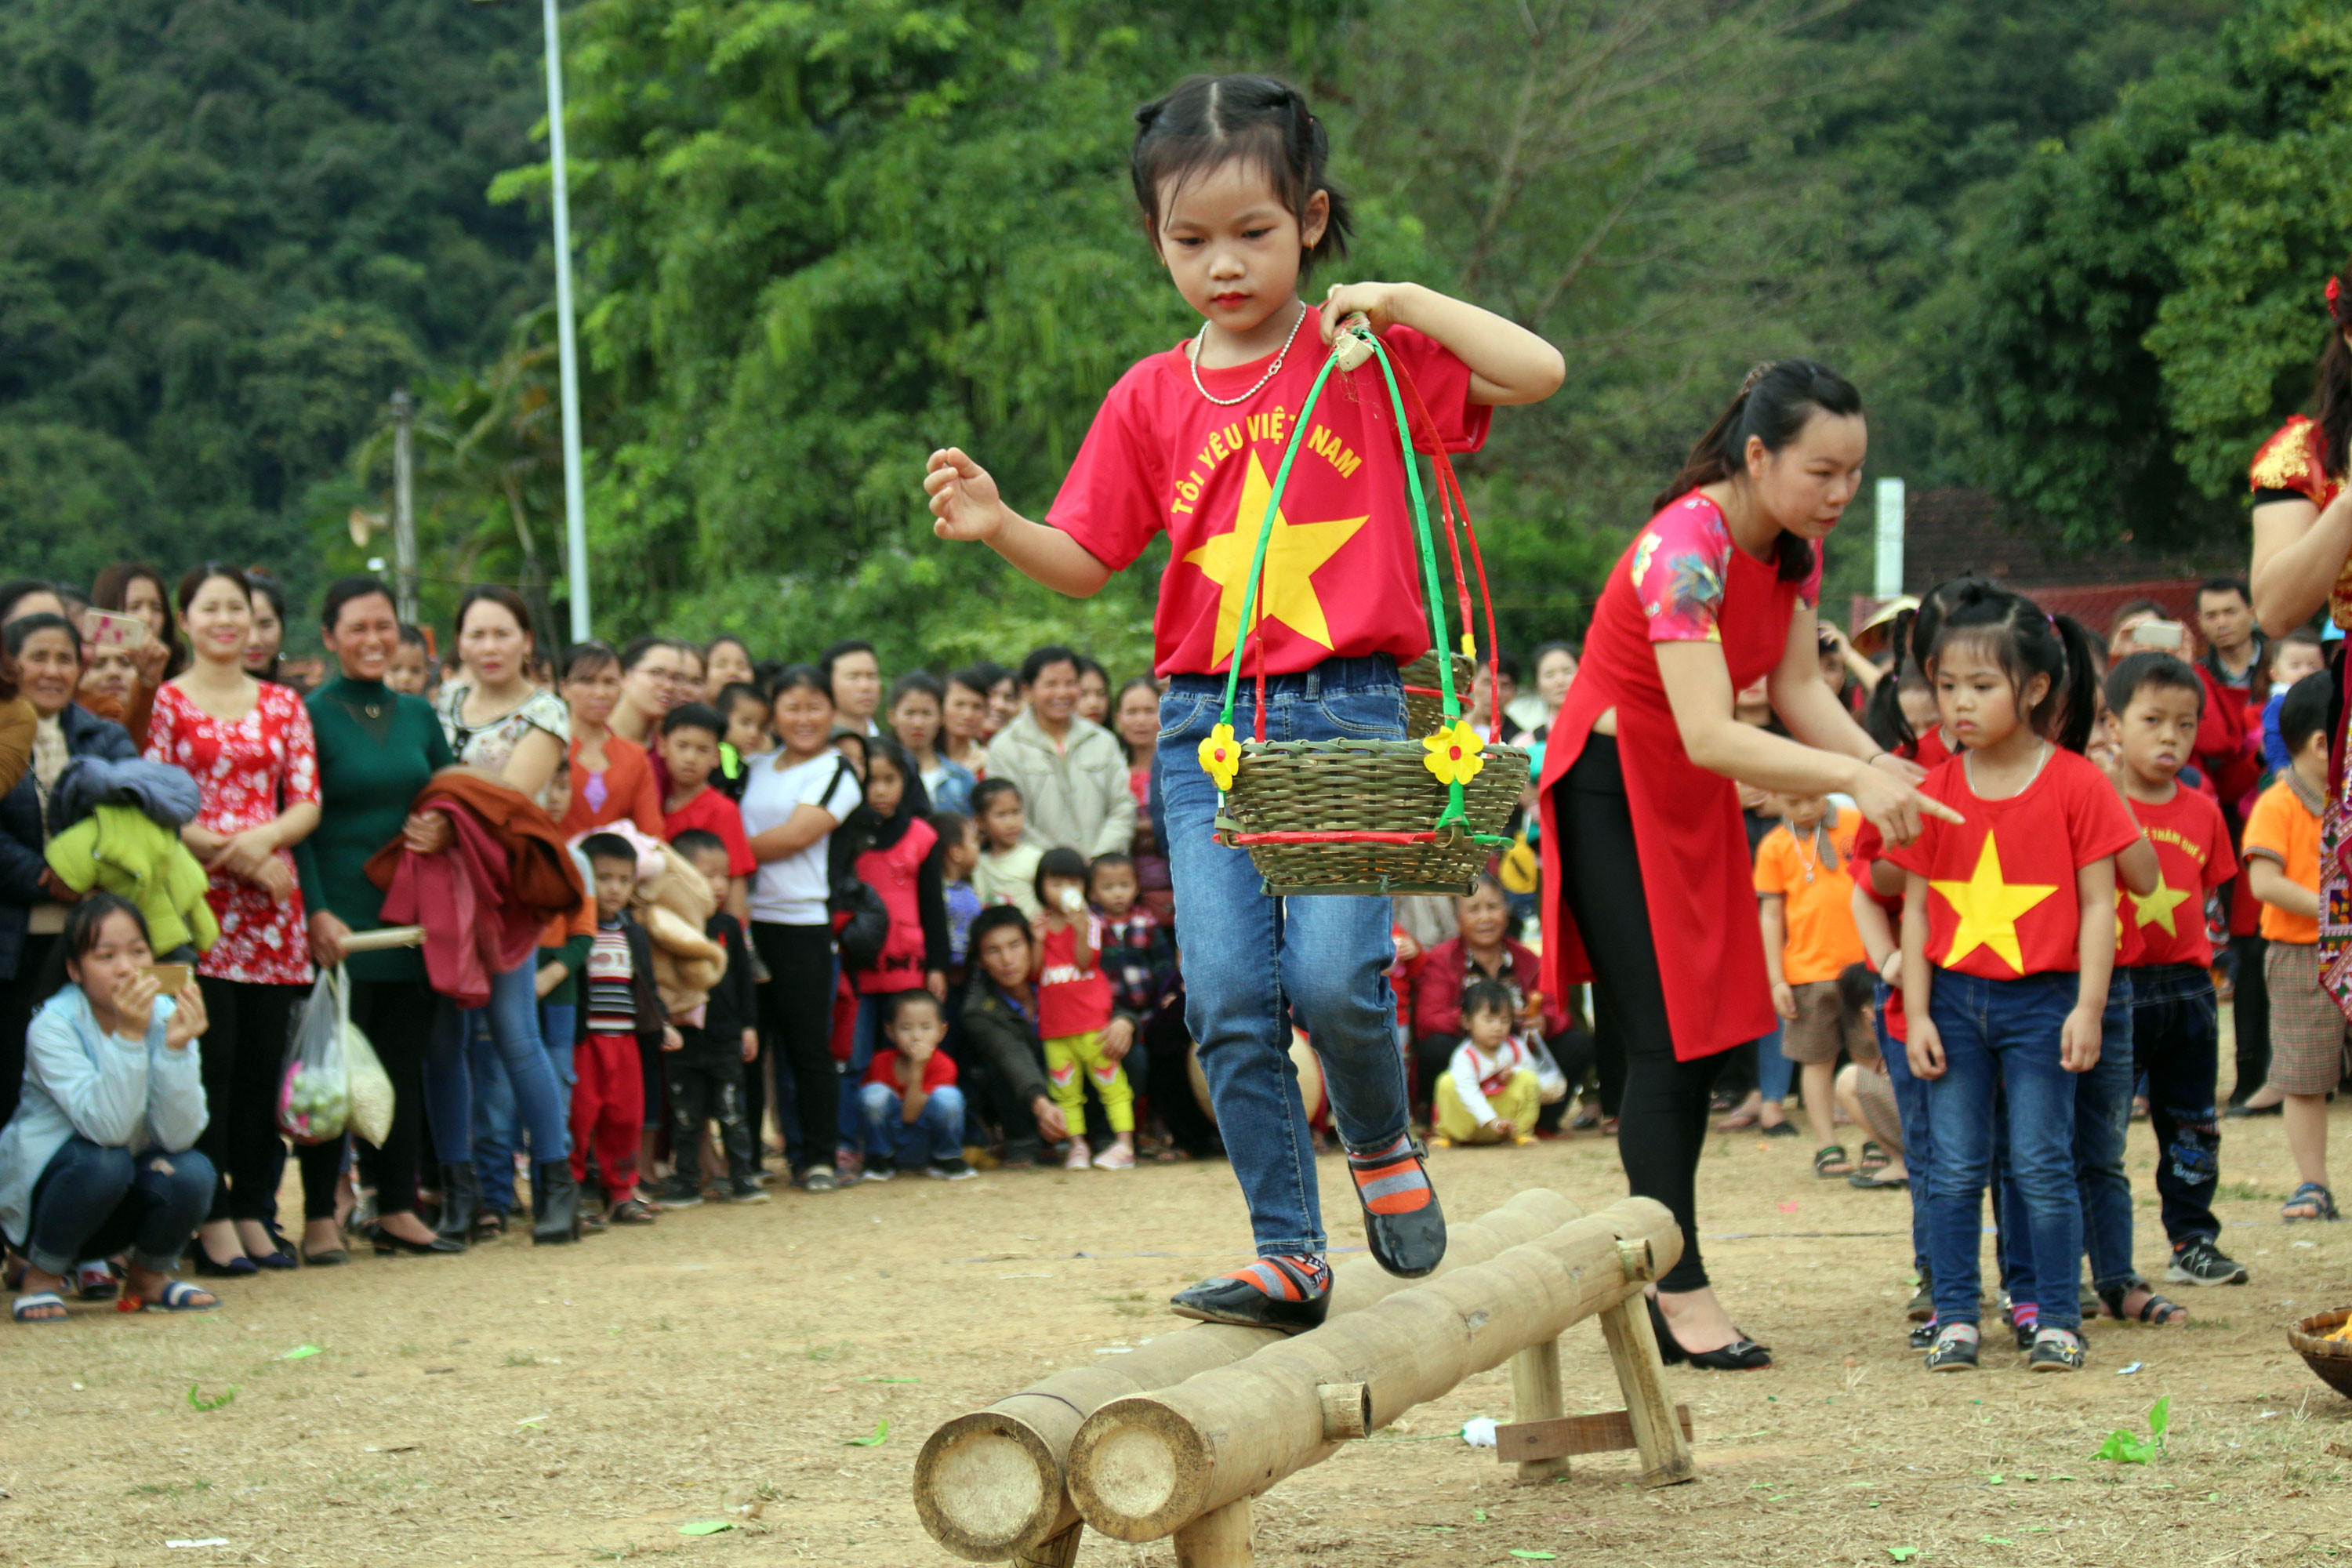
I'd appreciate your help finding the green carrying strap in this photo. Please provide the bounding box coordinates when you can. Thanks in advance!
[1213,322,1474,833]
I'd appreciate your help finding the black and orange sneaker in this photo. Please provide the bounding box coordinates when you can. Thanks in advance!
[1171,1254,1332,1334]
[1346,1134,1446,1277]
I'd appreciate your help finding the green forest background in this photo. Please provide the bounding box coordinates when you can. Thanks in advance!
[3,0,2346,673]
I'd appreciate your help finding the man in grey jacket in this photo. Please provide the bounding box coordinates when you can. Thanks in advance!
[985,645,1136,857]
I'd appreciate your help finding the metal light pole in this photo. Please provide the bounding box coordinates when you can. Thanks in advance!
[543,0,592,641]
[390,390,419,624]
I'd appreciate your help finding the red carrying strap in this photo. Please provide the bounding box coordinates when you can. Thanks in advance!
[1384,352,1505,732]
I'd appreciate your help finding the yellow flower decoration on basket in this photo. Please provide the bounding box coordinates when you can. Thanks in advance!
[1421,720,1486,786]
[1198,723,1243,791]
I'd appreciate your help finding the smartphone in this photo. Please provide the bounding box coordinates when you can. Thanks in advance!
[82,609,149,652]
[141,963,193,996]
[2130,619,2186,650]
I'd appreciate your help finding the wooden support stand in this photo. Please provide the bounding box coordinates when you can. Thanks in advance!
[1506,1338,1568,1484]
[1494,1405,1694,1465]
[1013,1523,1083,1568]
[1597,1289,1697,1488]
[1171,1497,1253,1568]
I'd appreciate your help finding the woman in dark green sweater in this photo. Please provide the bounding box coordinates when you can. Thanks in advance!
[293,579,456,1261]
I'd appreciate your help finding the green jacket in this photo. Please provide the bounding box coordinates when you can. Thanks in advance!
[45,804,219,955]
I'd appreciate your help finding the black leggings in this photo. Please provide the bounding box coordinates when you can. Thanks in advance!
[195,975,303,1225]
[292,977,435,1220]
[1554,735,1721,1293]
[751,923,840,1172]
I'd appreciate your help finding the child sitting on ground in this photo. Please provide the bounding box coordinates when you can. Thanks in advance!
[971,778,1043,916]
[1831,964,1907,1188]
[1035,847,1132,1171]
[2242,672,2341,1223]
[661,703,756,917]
[858,990,975,1181]
[1431,978,1548,1147]
[574,833,680,1229]
[655,830,764,1207]
[1754,789,1871,1178]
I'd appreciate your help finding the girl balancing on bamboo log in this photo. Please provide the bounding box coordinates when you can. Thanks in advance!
[1535,362,1958,1370]
[924,73,1563,1331]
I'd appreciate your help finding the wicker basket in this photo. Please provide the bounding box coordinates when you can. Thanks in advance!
[1216,740,1530,895]
[1399,649,1475,737]
[2287,1308,2352,1399]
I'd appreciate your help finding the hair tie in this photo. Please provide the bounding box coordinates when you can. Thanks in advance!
[1738,361,1774,396]
[2330,274,2348,325]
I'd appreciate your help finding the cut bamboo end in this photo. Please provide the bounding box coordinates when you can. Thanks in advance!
[1069,1396,1214,1543]
[1616,1237,1654,1283]
[1318,1381,1371,1441]
[913,1411,1066,1561]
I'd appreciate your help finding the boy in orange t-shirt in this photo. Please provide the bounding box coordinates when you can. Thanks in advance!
[1755,792,1871,1175]
[2241,674,2339,1221]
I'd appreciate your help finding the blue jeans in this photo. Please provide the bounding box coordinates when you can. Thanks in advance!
[470,1001,579,1214]
[23,1138,216,1276]
[1924,968,2084,1331]
[425,960,569,1173]
[1159,657,1415,1257]
[1755,1025,1793,1106]
[2131,963,2224,1245]
[859,1082,966,1165]
[840,993,901,1159]
[2076,972,2137,1295]
[1875,982,1932,1279]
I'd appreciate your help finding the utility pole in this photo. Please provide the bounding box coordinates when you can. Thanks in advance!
[390,389,419,625]
[543,0,592,642]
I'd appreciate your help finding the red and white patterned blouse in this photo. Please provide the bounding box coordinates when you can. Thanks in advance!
[146,682,320,985]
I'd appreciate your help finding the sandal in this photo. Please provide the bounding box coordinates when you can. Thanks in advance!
[1857,1141,1890,1173]
[1813,1145,1854,1178]
[74,1261,121,1301]
[2282,1182,2339,1221]
[473,1208,507,1242]
[1713,1108,1761,1131]
[141,1280,220,1312]
[2097,1279,2188,1325]
[12,1290,68,1324]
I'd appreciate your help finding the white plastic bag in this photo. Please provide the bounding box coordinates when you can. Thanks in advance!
[342,985,394,1148]
[278,969,350,1144]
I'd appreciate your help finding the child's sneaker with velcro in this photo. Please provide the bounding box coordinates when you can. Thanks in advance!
[2165,1237,2248,1287]
[1924,1322,1980,1372]
[2027,1326,2086,1371]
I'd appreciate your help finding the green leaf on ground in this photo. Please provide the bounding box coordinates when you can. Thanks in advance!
[677,1520,733,1535]
[861,1376,920,1383]
[844,1420,890,1446]
[186,1384,237,1411]
[278,1345,321,1360]
[1889,1550,1922,1563]
[1508,1553,1559,1561]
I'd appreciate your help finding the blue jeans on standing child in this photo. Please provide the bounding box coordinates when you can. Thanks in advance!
[1158,657,1417,1258]
[2131,963,2225,1246]
[1875,982,1933,1281]
[1995,974,2136,1308]
[1924,968,2084,1333]
[858,1082,966,1167]
[21,1138,216,1276]
[470,1000,578,1216]
[1755,1024,1794,1109]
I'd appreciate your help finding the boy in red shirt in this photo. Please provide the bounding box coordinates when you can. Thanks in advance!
[659,704,755,919]
[857,991,974,1181]
[2106,654,2246,1287]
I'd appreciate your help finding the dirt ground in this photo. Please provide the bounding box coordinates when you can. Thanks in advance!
[4,1030,2350,1568]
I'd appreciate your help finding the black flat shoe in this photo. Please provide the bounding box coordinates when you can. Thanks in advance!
[191,1247,259,1278]
[302,1244,350,1267]
[1646,1294,1772,1370]
[367,1222,464,1257]
[1345,1138,1446,1279]
[1170,1273,1330,1334]
[247,1222,299,1270]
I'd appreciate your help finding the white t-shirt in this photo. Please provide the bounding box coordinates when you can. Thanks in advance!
[740,750,863,925]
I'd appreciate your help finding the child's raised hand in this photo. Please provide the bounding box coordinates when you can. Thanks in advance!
[1906,1018,1946,1081]
[2060,1005,2103,1073]
[925,448,1006,543]
[163,983,209,1050]
[110,968,161,1040]
[1769,980,1798,1022]
[1319,281,1402,343]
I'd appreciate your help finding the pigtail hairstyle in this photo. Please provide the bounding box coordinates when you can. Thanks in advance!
[1131,74,1352,278]
[2318,251,2352,483]
[1653,358,1864,584]
[1860,642,1918,755]
[1924,583,2103,754]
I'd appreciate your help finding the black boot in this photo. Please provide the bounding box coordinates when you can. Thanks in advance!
[433,1163,478,1250]
[532,1160,581,1245]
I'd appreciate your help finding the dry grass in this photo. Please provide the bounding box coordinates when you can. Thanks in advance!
[2,1043,2348,1566]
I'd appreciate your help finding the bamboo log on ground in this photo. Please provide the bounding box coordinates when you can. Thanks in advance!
[913,1187,1585,1561]
[1065,1196,1681,1543]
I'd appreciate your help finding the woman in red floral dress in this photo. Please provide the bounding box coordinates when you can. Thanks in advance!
[146,564,320,1275]
[2246,252,2352,1222]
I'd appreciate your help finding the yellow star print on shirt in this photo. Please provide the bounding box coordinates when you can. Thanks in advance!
[2130,872,2193,936]
[1183,451,1369,667]
[1933,833,2059,975]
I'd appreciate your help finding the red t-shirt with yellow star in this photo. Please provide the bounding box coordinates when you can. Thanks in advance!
[2122,785,2235,969]
[1884,748,2142,979]
[1047,323,1490,678]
